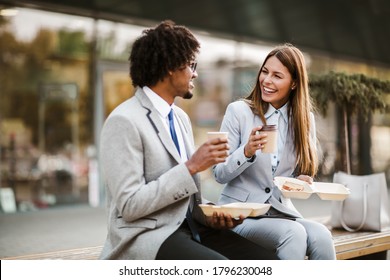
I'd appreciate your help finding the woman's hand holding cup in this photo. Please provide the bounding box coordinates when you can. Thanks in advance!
[244,125,277,157]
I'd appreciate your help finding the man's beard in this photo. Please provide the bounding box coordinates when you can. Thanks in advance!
[183,92,193,99]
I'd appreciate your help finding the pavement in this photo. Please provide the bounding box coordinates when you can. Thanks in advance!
[0,203,107,259]
[1,194,389,259]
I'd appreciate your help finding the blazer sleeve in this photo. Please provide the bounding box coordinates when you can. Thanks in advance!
[213,102,257,184]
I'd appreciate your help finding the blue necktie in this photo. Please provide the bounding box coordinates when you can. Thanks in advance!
[168,109,200,242]
[168,109,180,155]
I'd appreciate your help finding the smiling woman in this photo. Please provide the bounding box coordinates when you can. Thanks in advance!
[259,55,296,109]
[212,43,336,260]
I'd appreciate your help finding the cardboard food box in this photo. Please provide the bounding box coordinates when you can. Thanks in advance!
[274,177,350,201]
[199,202,271,218]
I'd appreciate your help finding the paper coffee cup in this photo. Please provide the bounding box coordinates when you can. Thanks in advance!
[207,132,229,140]
[259,125,277,153]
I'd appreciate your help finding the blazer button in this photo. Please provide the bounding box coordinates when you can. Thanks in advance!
[265,187,271,193]
[237,160,241,165]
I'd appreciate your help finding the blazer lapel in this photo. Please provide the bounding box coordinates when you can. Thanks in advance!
[135,90,182,163]
[175,113,193,158]
[175,111,202,190]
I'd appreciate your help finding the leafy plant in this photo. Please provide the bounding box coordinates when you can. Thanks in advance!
[309,71,390,174]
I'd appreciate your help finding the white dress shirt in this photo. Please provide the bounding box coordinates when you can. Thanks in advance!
[143,86,188,162]
[264,102,289,174]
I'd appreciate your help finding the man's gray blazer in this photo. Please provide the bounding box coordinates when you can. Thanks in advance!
[99,88,206,259]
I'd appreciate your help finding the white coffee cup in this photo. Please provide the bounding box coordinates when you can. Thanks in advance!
[207,131,229,141]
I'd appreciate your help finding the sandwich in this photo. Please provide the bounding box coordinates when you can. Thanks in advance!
[282,180,305,191]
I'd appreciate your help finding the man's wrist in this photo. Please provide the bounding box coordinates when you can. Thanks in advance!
[185,161,197,175]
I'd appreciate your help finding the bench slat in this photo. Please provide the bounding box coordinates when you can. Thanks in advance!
[333,228,390,260]
[3,246,102,260]
[3,226,390,260]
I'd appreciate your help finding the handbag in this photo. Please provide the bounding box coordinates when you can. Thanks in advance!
[330,171,390,232]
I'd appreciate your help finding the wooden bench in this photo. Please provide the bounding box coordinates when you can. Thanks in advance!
[3,245,102,260]
[4,220,390,260]
[331,227,390,259]
[313,216,390,260]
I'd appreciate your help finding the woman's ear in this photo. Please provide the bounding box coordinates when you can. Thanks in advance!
[291,81,297,90]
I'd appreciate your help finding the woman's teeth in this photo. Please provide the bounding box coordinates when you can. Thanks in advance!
[263,86,276,93]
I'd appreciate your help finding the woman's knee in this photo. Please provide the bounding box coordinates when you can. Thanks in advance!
[283,221,307,243]
[276,222,307,259]
[314,226,334,247]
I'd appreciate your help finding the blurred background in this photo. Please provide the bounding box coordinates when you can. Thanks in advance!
[0,0,389,257]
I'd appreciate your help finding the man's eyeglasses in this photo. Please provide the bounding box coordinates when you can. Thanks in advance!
[189,62,197,72]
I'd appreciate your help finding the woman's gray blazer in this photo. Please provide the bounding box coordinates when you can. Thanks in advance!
[213,100,317,218]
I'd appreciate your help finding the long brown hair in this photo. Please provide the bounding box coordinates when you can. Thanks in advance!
[244,43,318,176]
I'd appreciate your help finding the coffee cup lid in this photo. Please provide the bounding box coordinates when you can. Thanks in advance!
[261,125,277,131]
